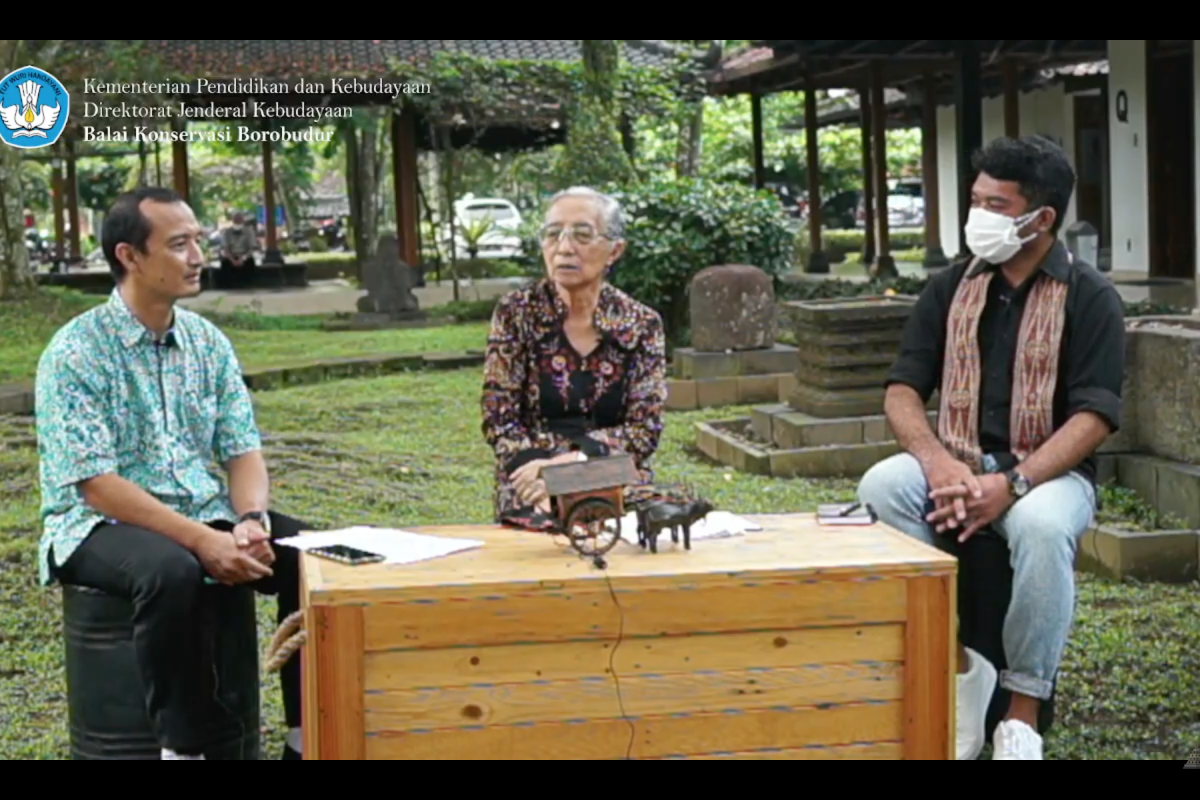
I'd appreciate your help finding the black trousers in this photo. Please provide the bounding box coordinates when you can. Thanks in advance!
[53,511,305,754]
[217,256,255,289]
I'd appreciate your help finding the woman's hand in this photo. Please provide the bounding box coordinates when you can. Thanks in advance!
[511,452,585,506]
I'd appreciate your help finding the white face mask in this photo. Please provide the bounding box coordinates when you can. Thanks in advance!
[964,206,1045,263]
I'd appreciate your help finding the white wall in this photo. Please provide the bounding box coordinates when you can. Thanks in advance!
[1107,39,1150,274]
[936,105,960,256]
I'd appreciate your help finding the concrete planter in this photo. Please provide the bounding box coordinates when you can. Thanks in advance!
[1076,523,1199,584]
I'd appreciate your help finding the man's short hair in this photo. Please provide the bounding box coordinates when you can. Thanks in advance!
[101,186,186,280]
[971,135,1076,234]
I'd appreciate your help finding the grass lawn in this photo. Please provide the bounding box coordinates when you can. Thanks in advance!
[0,288,490,383]
[1,290,1197,761]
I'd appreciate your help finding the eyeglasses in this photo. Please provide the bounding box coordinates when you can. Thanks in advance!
[539,223,612,247]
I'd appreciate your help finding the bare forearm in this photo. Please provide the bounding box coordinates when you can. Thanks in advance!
[80,474,218,554]
[226,451,269,516]
[885,384,949,468]
[1016,412,1111,487]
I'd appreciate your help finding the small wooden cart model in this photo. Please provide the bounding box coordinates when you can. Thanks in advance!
[540,453,641,558]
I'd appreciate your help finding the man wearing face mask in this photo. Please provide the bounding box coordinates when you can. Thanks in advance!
[856,135,1125,760]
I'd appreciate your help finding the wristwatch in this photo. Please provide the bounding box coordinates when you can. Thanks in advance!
[237,510,271,533]
[1005,470,1032,500]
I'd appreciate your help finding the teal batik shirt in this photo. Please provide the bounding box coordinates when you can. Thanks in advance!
[35,289,262,586]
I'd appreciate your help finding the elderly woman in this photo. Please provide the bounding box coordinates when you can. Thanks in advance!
[481,186,667,530]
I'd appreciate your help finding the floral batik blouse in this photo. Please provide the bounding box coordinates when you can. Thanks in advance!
[481,278,668,527]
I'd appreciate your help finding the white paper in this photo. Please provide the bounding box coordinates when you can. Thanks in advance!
[275,526,483,565]
[617,510,761,546]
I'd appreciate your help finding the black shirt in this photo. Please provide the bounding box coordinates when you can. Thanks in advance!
[886,239,1125,484]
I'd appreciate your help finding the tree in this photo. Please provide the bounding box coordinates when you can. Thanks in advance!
[558,41,636,187]
[0,40,37,299]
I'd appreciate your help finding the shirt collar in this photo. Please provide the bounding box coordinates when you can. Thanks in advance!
[531,278,640,351]
[967,238,1073,283]
[106,288,179,349]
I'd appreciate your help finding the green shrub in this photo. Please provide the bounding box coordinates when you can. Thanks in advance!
[454,259,529,280]
[604,176,794,344]
[430,298,503,322]
[795,227,927,265]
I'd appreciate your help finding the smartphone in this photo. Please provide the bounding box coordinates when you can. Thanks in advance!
[308,544,385,566]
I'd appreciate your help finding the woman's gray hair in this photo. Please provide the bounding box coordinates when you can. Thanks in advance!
[547,186,625,240]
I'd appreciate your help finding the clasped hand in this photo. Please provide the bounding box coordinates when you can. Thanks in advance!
[923,455,1013,542]
[197,521,274,585]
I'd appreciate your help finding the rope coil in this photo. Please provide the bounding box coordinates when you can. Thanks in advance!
[264,610,306,673]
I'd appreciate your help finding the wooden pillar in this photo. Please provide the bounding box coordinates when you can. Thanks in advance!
[171,119,189,203]
[871,60,897,278]
[51,157,65,263]
[860,84,876,264]
[1003,60,1020,138]
[64,138,81,262]
[751,93,766,189]
[955,41,984,257]
[922,72,948,268]
[261,122,283,265]
[804,75,829,273]
[391,104,420,267]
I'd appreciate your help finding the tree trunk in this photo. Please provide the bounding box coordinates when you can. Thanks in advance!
[343,111,385,277]
[675,101,704,178]
[0,40,34,300]
[560,40,636,187]
[438,127,461,302]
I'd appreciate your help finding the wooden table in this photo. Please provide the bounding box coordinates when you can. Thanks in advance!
[299,513,956,760]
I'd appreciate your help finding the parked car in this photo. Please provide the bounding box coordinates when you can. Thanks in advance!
[443,195,524,260]
[855,191,925,230]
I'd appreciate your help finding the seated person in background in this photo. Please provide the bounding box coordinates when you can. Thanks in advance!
[217,211,257,288]
[856,135,1125,761]
[35,187,309,761]
[481,186,667,529]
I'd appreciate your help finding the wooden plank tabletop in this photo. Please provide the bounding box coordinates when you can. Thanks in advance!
[300,512,956,606]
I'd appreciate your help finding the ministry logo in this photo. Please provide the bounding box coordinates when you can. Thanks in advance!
[0,65,69,149]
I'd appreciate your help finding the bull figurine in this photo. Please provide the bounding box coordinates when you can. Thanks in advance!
[633,484,714,554]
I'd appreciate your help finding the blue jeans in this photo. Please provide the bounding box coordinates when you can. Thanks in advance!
[856,452,1096,700]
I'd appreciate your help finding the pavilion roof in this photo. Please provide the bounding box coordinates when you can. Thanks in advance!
[65,40,681,87]
[780,59,1112,132]
[707,40,1110,96]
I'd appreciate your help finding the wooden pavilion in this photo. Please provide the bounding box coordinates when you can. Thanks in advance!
[40,40,683,281]
[707,41,1108,275]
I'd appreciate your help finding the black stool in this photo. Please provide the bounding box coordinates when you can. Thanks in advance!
[935,528,1057,742]
[61,582,261,760]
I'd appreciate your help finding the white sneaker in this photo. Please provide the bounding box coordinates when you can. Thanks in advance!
[956,647,998,760]
[992,719,1044,760]
[161,748,205,760]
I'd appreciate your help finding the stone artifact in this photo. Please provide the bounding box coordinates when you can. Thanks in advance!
[785,294,918,418]
[689,264,776,352]
[355,233,424,322]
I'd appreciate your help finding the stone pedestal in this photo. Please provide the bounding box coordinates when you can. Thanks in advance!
[690,293,933,480]
[784,294,917,418]
[666,264,797,411]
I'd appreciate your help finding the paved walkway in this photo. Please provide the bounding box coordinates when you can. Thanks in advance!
[177,277,527,316]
